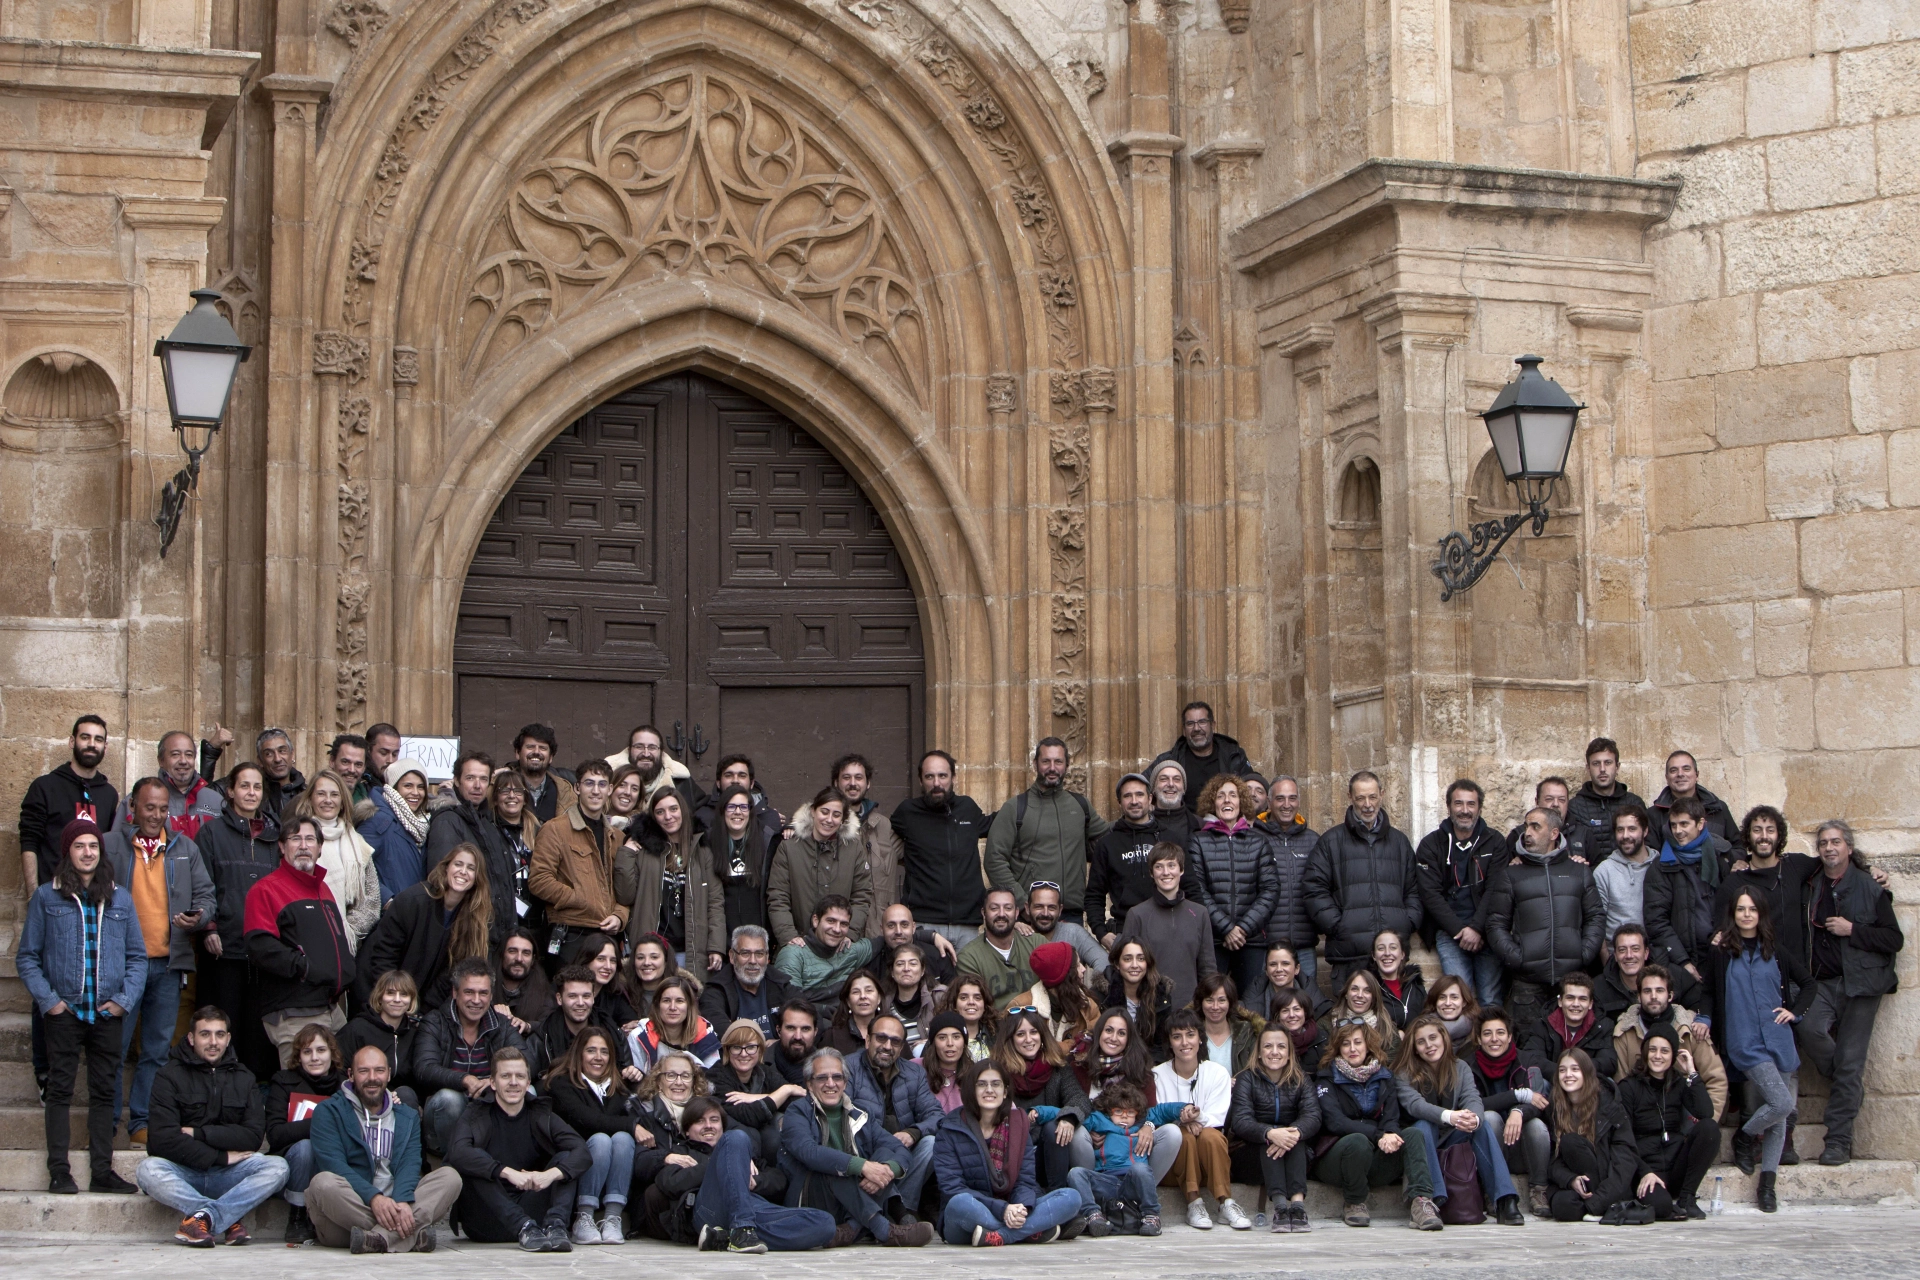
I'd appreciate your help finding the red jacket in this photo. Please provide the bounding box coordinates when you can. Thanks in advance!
[245,860,355,1016]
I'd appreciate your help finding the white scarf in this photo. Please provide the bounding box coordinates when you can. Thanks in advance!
[383,786,430,845]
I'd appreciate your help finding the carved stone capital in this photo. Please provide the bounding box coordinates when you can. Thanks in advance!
[313,330,371,380]
[1361,291,1474,350]
[986,373,1017,417]
[392,345,420,387]
[1107,131,1184,178]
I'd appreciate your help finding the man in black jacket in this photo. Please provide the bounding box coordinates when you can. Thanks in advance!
[1260,775,1320,991]
[1148,760,1198,848]
[446,1046,590,1251]
[255,728,307,824]
[1087,773,1158,947]
[1641,795,1731,989]
[425,752,514,948]
[1594,924,1709,1024]
[1415,778,1506,1009]
[1302,771,1421,984]
[1483,807,1605,1036]
[134,1006,288,1247]
[1150,702,1253,811]
[1565,737,1642,867]
[702,924,797,1037]
[892,750,986,946]
[1521,971,1617,1078]
[525,965,634,1079]
[1647,750,1742,854]
[1795,820,1904,1165]
[414,958,526,1152]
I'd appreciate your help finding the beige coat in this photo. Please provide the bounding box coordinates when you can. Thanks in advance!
[1612,1003,1729,1119]
[859,804,906,939]
[529,804,628,929]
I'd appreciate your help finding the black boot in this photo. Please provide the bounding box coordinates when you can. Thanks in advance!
[1819,1138,1851,1166]
[1731,1128,1756,1175]
[1495,1194,1525,1226]
[284,1204,315,1244]
[1757,1171,1777,1213]
[1779,1113,1800,1165]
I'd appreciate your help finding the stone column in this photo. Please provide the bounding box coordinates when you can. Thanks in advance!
[1271,324,1334,820]
[1361,292,1472,834]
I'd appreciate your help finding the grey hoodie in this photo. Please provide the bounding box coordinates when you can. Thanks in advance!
[1592,850,1654,940]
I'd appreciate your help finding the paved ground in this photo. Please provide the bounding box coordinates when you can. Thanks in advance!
[0,1204,1914,1278]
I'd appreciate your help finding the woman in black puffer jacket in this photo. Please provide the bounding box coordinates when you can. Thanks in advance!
[1228,1025,1322,1229]
[1186,776,1280,1008]
[1614,1027,1717,1220]
[993,1009,1091,1192]
[1545,1047,1642,1222]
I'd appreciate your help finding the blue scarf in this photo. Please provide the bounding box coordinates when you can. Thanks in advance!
[1659,827,1709,867]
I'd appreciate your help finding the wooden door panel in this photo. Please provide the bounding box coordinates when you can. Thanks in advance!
[717,683,915,818]
[456,675,652,770]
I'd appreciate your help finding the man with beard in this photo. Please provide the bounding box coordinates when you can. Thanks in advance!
[771,897,884,1002]
[702,924,797,1035]
[1148,760,1197,847]
[694,756,786,847]
[984,738,1109,922]
[425,752,514,948]
[602,724,703,812]
[365,724,403,791]
[255,728,307,824]
[831,755,905,940]
[1507,776,1576,857]
[770,1000,821,1087]
[1415,778,1507,1009]
[859,905,957,992]
[955,888,1041,1008]
[524,966,633,1079]
[1566,737,1643,866]
[844,1015,941,1222]
[494,929,552,1034]
[1611,965,1727,1117]
[1088,773,1158,949]
[328,734,371,805]
[1150,701,1253,811]
[1592,804,1657,942]
[20,714,119,893]
[510,724,574,823]
[1594,923,1708,1024]
[1018,882,1107,971]
[893,750,987,947]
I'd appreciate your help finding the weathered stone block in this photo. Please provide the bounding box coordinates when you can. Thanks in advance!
[1637,75,1747,154]
[1651,521,1800,605]
[1650,295,1757,380]
[1747,54,1836,137]
[1893,429,1920,505]
[1655,602,1756,683]
[1759,273,1920,364]
[1880,115,1920,197]
[1813,667,1920,748]
[1653,375,1718,455]
[1755,597,1815,675]
[1631,0,1814,84]
[1768,125,1879,210]
[1765,434,1888,517]
[1726,194,1920,293]
[1782,747,1920,823]
[1810,590,1908,671]
[1649,227,1724,306]
[1801,507,1920,590]
[1715,359,1852,447]
[1651,446,1766,529]
[1650,142,1769,230]
[1814,0,1920,50]
[1726,673,1818,752]
[1837,40,1920,123]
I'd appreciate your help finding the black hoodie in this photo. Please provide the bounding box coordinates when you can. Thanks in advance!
[893,791,988,926]
[148,1038,264,1171]
[1413,817,1505,947]
[1647,786,1743,855]
[1088,816,1160,939]
[18,763,118,886]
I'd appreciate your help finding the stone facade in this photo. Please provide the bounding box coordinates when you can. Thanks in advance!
[1,0,1916,1150]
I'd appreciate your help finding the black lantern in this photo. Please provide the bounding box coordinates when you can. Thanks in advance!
[153,289,249,557]
[1432,355,1583,601]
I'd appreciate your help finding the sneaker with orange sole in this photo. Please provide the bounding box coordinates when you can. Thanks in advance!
[175,1212,215,1248]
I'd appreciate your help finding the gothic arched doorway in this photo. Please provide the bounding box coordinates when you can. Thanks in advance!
[453,372,925,812]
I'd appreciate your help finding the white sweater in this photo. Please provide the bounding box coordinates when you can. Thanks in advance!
[1151,1058,1232,1127]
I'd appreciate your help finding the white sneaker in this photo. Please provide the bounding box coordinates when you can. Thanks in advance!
[598,1213,625,1245]
[1219,1197,1253,1230]
[1186,1198,1214,1230]
[571,1212,601,1246]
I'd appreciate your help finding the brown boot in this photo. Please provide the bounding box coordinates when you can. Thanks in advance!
[882,1221,934,1247]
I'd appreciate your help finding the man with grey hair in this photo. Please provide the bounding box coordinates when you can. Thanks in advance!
[1794,820,1903,1166]
[699,924,794,1038]
[778,1047,932,1246]
[1484,804,1605,1037]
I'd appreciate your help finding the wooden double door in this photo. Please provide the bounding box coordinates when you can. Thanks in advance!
[454,374,924,814]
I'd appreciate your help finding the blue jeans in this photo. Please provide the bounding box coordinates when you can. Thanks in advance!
[422,1088,467,1154]
[282,1139,316,1205]
[579,1131,635,1209]
[1416,1119,1517,1206]
[1068,1163,1160,1215]
[121,957,181,1133]
[695,1130,835,1250]
[940,1187,1081,1244]
[1434,934,1506,1010]
[136,1154,289,1233]
[895,1132,936,1210]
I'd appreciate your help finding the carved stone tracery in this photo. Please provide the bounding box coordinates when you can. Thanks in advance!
[459,69,928,403]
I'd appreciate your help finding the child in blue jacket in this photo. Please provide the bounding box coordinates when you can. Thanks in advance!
[1041,1082,1182,1236]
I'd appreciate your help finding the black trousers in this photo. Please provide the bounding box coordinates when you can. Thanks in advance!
[44,1010,121,1180]
[457,1174,577,1241]
[1644,1121,1718,1207]
[196,953,277,1081]
[1547,1134,1627,1222]
[1230,1139,1308,1200]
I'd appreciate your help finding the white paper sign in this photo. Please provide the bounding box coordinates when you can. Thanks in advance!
[400,735,461,782]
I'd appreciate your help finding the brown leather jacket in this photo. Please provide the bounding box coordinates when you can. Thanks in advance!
[529,804,628,929]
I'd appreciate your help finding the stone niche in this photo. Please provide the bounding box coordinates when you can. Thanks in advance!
[0,353,122,618]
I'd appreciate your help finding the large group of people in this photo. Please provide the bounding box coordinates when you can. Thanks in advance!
[13,711,1903,1251]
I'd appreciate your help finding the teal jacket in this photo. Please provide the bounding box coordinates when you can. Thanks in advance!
[310,1087,423,1205]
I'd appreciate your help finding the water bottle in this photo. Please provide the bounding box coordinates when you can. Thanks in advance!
[1709,1175,1724,1216]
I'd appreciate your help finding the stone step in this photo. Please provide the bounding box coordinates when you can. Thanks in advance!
[0,1149,143,1190]
[0,1189,286,1237]
[1717,1120,1828,1164]
[0,1108,134,1151]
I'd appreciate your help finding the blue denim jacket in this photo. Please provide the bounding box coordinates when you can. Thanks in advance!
[14,883,148,1015]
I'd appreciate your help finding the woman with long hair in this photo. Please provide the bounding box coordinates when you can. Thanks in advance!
[1616,1027,1716,1220]
[628,973,719,1071]
[544,1025,637,1245]
[1186,774,1281,1004]
[1227,1025,1321,1232]
[933,1059,1085,1246]
[1368,930,1426,1028]
[292,768,381,950]
[1322,968,1401,1059]
[265,1023,347,1244]
[1545,1047,1640,1222]
[195,762,281,1078]
[488,771,545,947]
[937,975,998,1061]
[768,789,869,945]
[360,756,430,898]
[616,788,724,973]
[357,842,494,1010]
[1391,1013,1524,1224]
[1193,971,1264,1074]
[1708,889,1813,1209]
[921,1013,972,1111]
[1018,941,1101,1053]
[703,784,772,941]
[575,931,643,1031]
[1425,974,1480,1050]
[881,943,935,1054]
[1068,1009,1182,1188]
[1267,985,1328,1071]
[608,765,645,830]
[1309,1021,1441,1229]
[1098,935,1173,1061]
[622,931,691,1022]
[991,1009,1092,1192]
[822,969,884,1055]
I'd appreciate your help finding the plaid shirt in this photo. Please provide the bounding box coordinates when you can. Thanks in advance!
[73,895,102,1023]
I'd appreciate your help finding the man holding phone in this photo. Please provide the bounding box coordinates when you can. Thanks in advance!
[104,776,216,1145]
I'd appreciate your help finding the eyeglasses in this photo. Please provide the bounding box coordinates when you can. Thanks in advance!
[659,1070,694,1082]
[1029,881,1062,894]
[733,949,769,961]
[810,1072,846,1084]
[724,802,752,813]
[578,777,612,790]
[870,1033,903,1045]
[1006,1006,1037,1016]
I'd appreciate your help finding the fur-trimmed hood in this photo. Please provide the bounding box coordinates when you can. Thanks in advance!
[788,800,862,851]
